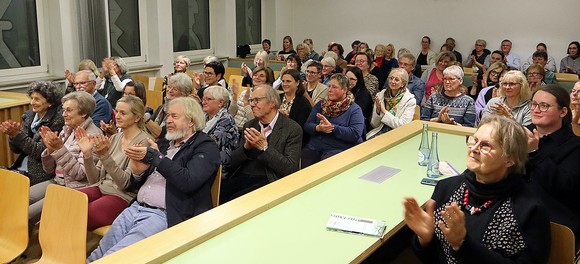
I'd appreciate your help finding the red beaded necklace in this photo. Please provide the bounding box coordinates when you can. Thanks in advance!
[462,189,496,215]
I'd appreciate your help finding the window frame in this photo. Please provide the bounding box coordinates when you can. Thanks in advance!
[172,0,214,60]
[105,0,149,65]
[0,0,48,78]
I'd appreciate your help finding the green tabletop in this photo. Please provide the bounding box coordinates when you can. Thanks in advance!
[167,132,467,263]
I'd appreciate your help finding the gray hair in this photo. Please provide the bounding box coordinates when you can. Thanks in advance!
[204,85,230,108]
[169,73,193,96]
[62,91,96,118]
[478,115,528,175]
[321,57,336,67]
[475,39,487,48]
[78,70,97,81]
[397,48,411,58]
[112,57,128,74]
[323,51,338,62]
[398,53,417,66]
[443,65,464,80]
[168,97,206,131]
[203,56,219,66]
[175,55,191,67]
[330,73,349,89]
[254,84,281,109]
[389,68,409,85]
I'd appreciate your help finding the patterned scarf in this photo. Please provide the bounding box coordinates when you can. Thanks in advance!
[384,88,405,115]
[321,92,354,118]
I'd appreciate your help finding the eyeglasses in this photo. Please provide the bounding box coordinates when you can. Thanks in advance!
[489,70,503,77]
[389,76,403,82]
[526,72,542,77]
[73,81,92,86]
[167,86,179,92]
[62,107,78,114]
[355,59,368,64]
[443,77,458,82]
[466,136,494,155]
[305,70,319,75]
[248,97,267,104]
[202,97,216,103]
[529,101,555,112]
[501,82,519,87]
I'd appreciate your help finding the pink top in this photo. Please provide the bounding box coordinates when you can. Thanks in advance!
[425,69,443,100]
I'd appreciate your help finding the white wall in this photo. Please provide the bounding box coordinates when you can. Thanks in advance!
[287,0,580,67]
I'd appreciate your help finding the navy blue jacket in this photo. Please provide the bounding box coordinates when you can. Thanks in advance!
[132,132,220,227]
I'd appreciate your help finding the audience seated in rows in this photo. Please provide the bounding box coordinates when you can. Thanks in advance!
[276,35,296,60]
[162,55,190,102]
[303,61,329,106]
[355,52,380,97]
[500,39,522,70]
[273,54,303,90]
[417,36,436,67]
[397,53,425,105]
[74,70,113,127]
[241,50,269,87]
[474,62,508,123]
[303,38,321,61]
[64,59,100,94]
[320,56,336,86]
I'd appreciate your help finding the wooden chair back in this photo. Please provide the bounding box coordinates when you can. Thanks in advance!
[35,184,88,264]
[413,105,421,120]
[153,77,165,92]
[211,165,222,207]
[548,222,576,264]
[555,72,580,82]
[132,74,150,91]
[0,169,29,263]
[224,67,241,83]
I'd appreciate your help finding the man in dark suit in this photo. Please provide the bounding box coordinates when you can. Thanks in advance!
[221,85,303,203]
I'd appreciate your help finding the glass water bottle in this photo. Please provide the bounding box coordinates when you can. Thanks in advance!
[418,124,430,166]
[426,132,441,178]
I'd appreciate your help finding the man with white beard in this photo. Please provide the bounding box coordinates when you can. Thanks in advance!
[87,97,220,261]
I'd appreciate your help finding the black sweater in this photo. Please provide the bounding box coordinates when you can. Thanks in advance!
[412,170,551,264]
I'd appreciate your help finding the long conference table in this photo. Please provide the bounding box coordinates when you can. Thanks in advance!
[96,121,475,263]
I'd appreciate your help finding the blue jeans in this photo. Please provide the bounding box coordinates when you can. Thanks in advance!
[87,202,167,262]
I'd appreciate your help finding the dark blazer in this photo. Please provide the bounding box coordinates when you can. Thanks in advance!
[132,132,220,227]
[92,92,113,127]
[281,94,312,146]
[229,114,302,182]
[9,106,64,185]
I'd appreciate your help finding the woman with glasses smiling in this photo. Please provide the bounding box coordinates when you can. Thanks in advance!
[525,85,580,244]
[421,65,476,127]
[481,70,532,126]
[404,115,551,263]
[367,68,415,139]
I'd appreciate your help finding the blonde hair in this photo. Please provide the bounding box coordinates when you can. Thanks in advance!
[499,70,531,103]
[478,115,528,175]
[386,43,396,59]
